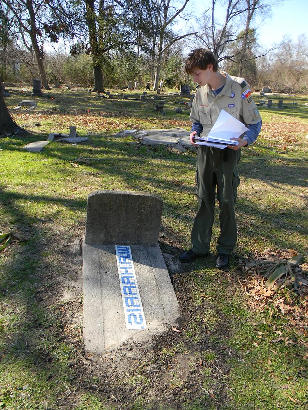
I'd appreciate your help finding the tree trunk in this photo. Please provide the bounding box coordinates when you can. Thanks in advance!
[93,64,104,92]
[153,59,162,92]
[85,0,104,92]
[0,82,23,135]
[26,0,50,90]
[153,32,164,92]
[238,0,258,77]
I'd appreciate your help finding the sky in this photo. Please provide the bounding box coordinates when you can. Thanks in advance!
[189,0,308,49]
[256,0,308,48]
[47,0,308,54]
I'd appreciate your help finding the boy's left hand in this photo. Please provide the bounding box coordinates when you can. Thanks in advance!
[227,138,248,150]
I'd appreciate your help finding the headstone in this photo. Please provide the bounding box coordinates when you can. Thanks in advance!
[32,79,42,96]
[155,102,164,112]
[83,191,180,353]
[262,86,272,94]
[20,100,37,108]
[180,84,190,96]
[69,126,77,138]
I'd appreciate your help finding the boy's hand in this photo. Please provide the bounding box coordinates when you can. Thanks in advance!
[190,131,197,145]
[227,138,248,150]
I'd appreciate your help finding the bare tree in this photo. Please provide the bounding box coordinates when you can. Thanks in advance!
[196,0,245,60]
[237,0,270,75]
[151,0,196,91]
[2,0,74,89]
[196,0,271,64]
[267,35,308,93]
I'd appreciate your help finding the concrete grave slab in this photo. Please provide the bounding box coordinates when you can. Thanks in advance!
[114,130,138,137]
[179,135,196,149]
[83,190,180,353]
[24,141,50,152]
[111,127,195,151]
[20,100,37,108]
[142,134,179,146]
[57,137,88,143]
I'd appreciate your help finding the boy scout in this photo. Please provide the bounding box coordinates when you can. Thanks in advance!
[180,48,262,268]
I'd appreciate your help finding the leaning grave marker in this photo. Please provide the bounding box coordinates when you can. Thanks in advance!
[83,190,180,353]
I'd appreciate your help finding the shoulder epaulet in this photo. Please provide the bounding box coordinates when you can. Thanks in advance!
[230,75,248,88]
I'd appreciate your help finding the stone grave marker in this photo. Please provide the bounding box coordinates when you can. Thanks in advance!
[180,84,190,96]
[82,190,180,353]
[32,79,42,96]
[20,100,37,108]
[155,101,164,113]
[69,126,77,138]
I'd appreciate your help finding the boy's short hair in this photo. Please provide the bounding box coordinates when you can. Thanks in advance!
[185,48,218,73]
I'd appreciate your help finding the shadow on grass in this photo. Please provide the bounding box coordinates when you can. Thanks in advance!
[0,184,83,405]
[240,151,307,188]
[7,89,192,122]
[1,132,307,253]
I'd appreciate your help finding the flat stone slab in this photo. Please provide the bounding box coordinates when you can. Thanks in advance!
[20,100,37,107]
[83,243,180,353]
[24,141,50,152]
[142,134,179,146]
[179,135,194,148]
[115,128,195,150]
[82,190,180,353]
[57,137,88,143]
[136,128,191,147]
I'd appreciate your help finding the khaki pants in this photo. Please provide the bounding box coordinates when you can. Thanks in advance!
[191,147,240,255]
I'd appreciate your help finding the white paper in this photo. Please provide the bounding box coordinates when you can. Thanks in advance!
[195,109,248,148]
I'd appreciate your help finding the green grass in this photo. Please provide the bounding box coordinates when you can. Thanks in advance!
[0,87,307,409]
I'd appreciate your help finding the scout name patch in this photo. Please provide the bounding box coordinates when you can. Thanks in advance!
[242,89,252,99]
[115,245,146,330]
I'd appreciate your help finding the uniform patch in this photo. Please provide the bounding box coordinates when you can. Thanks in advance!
[230,92,235,98]
[247,96,252,103]
[242,89,252,99]
[228,103,235,108]
[240,80,247,88]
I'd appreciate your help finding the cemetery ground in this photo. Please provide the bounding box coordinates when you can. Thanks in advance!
[0,86,307,409]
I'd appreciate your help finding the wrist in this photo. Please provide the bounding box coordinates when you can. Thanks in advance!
[242,137,249,146]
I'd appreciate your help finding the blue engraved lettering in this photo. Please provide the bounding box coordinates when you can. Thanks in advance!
[125,296,140,307]
[123,285,137,295]
[121,276,136,285]
[119,267,134,275]
[127,313,144,326]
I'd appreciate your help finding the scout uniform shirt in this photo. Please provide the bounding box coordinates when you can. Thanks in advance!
[190,74,261,138]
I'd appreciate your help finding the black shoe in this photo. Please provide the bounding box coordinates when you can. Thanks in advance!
[216,254,230,268]
[179,249,199,263]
